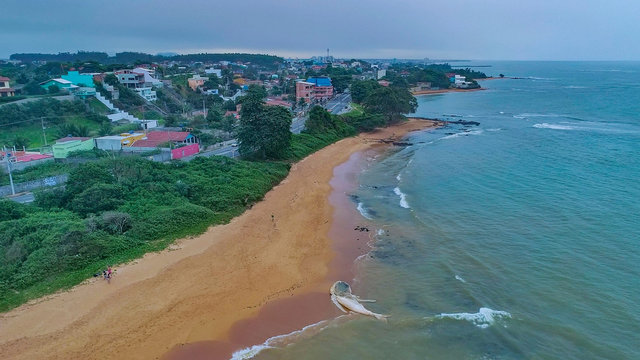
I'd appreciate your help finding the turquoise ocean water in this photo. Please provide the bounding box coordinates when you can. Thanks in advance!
[249,62,640,360]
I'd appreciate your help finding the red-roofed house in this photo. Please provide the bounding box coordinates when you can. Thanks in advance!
[0,76,16,97]
[130,131,197,148]
[130,131,199,160]
[265,98,293,110]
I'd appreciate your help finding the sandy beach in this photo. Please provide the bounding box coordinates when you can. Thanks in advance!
[0,118,439,360]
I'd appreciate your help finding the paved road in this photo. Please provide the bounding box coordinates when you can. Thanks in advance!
[325,93,351,114]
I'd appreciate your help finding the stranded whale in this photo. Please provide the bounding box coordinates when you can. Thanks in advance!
[330,281,388,320]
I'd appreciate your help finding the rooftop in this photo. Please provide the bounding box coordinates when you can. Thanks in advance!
[306,77,332,87]
[55,136,91,143]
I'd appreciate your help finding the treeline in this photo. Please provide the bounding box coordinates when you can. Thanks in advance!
[384,62,487,89]
[0,156,289,311]
[10,52,284,68]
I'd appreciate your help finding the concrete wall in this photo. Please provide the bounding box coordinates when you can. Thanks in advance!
[0,157,54,174]
[0,174,68,197]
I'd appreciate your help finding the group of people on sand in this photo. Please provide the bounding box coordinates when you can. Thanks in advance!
[102,266,113,281]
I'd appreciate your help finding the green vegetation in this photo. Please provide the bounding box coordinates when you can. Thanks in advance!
[0,156,289,311]
[0,98,115,149]
[238,86,292,159]
[0,162,71,186]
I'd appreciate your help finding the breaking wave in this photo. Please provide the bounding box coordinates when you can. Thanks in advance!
[440,129,484,140]
[230,319,333,360]
[393,187,410,209]
[533,123,575,130]
[435,307,511,329]
[455,275,467,283]
[356,202,374,220]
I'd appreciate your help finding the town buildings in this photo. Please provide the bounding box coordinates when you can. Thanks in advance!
[0,76,16,97]
[295,77,334,103]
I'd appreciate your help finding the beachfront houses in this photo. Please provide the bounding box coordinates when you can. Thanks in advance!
[295,77,334,103]
[0,76,16,97]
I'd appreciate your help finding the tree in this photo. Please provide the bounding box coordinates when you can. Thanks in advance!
[206,107,222,125]
[70,183,123,216]
[237,87,292,159]
[48,84,60,94]
[305,106,335,134]
[363,87,417,124]
[23,81,46,95]
[98,121,113,136]
[12,136,30,149]
[350,80,380,104]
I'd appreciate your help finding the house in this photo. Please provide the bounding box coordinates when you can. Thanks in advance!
[410,82,432,92]
[0,76,15,97]
[0,151,54,173]
[129,131,199,159]
[204,68,222,77]
[40,78,76,91]
[296,77,334,103]
[188,75,208,91]
[52,137,94,158]
[114,69,158,101]
[265,98,293,110]
[73,87,97,99]
[95,132,147,151]
[61,71,95,88]
[376,69,387,79]
[378,80,391,87]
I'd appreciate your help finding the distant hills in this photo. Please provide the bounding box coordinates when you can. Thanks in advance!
[9,51,283,67]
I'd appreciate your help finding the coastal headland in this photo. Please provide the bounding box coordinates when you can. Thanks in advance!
[0,118,440,360]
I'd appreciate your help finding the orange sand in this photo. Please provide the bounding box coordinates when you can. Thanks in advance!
[0,118,439,360]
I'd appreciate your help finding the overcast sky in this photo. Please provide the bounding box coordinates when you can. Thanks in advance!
[1,0,638,60]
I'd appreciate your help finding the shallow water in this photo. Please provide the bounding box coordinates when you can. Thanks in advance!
[250,61,640,360]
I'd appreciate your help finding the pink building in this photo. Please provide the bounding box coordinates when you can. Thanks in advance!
[295,77,334,103]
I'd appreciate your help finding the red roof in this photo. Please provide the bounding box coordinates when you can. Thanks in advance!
[130,139,163,148]
[56,136,91,143]
[13,153,53,162]
[146,131,190,142]
[0,76,9,81]
[0,88,14,92]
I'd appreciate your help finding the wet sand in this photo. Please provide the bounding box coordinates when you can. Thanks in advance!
[0,118,440,360]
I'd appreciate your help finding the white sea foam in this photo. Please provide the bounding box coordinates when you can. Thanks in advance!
[455,275,467,283]
[513,113,561,119]
[563,85,587,89]
[356,202,373,220]
[533,123,575,130]
[396,173,402,181]
[440,129,484,140]
[436,308,511,329]
[230,320,332,360]
[393,187,410,209]
[486,128,502,132]
[377,228,385,236]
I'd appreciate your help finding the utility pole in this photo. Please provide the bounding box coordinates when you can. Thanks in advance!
[41,118,47,146]
[6,155,15,195]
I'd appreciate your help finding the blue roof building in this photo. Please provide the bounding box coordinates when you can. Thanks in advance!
[306,77,332,87]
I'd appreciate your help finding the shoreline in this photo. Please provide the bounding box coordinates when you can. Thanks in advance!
[0,118,440,360]
[411,88,484,96]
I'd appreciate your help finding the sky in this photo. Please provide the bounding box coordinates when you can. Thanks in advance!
[1,0,639,60]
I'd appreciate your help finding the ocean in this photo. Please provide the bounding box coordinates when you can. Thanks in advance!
[247,62,640,360]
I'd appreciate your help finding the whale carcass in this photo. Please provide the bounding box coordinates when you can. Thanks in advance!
[330,281,388,320]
